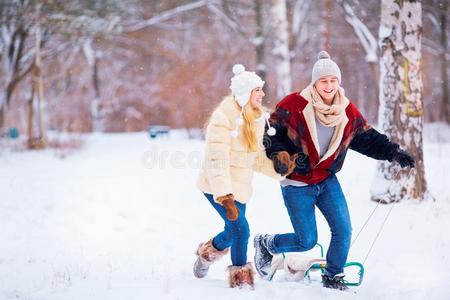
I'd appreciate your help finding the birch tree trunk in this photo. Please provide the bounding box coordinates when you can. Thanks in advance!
[271,0,291,100]
[371,0,430,203]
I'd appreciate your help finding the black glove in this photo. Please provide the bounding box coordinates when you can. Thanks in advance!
[392,149,415,168]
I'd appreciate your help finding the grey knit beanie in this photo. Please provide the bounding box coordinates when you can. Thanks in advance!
[311,51,341,84]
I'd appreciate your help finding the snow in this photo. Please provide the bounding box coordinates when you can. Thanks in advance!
[1,127,450,300]
[378,24,392,41]
[82,41,95,65]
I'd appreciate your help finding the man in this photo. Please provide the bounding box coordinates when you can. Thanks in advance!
[254,51,414,290]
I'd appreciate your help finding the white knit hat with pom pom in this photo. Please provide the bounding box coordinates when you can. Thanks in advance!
[311,51,341,84]
[230,64,265,107]
[229,64,276,138]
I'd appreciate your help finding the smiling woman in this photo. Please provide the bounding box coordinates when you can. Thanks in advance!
[193,64,286,289]
[249,87,265,108]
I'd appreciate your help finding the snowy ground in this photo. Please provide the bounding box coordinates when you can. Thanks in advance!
[1,125,449,300]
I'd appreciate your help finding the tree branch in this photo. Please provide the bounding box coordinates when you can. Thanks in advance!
[206,3,248,38]
[336,0,378,62]
[123,0,215,33]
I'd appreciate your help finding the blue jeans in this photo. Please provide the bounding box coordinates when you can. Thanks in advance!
[270,174,352,277]
[204,193,249,266]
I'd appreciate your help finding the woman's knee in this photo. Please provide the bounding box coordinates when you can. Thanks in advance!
[220,230,233,244]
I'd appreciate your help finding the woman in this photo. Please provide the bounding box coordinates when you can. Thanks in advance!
[254,51,414,290]
[194,64,292,288]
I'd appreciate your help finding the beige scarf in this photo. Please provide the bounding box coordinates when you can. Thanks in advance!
[299,84,350,162]
[307,84,347,127]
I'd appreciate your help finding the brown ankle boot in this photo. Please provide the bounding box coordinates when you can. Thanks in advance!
[227,262,255,289]
[193,239,229,278]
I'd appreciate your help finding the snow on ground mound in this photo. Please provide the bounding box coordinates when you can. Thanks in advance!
[0,127,449,300]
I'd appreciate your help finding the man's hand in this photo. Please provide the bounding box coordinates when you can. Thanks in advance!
[392,149,415,168]
[272,151,297,176]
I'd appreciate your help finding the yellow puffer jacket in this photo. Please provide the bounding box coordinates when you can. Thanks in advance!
[197,96,283,204]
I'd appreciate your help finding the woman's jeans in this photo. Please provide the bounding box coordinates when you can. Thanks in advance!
[204,193,249,266]
[270,174,352,277]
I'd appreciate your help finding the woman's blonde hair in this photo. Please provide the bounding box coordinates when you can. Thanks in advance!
[242,100,262,152]
[204,94,263,151]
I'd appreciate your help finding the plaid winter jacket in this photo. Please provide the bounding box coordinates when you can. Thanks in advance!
[265,92,400,184]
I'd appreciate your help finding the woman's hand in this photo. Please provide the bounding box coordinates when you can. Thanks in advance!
[216,194,239,221]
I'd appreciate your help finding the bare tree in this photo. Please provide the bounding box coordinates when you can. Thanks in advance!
[208,0,296,101]
[371,0,431,203]
[0,0,122,143]
[207,1,267,74]
[336,0,378,63]
[122,0,215,33]
[334,0,380,114]
[0,0,40,130]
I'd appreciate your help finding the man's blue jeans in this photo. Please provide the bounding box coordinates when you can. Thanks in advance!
[269,174,352,277]
[204,193,249,266]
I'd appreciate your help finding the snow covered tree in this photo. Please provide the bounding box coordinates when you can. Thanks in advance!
[371,0,430,203]
[0,0,122,142]
[271,0,292,99]
[208,0,305,102]
[206,1,270,87]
